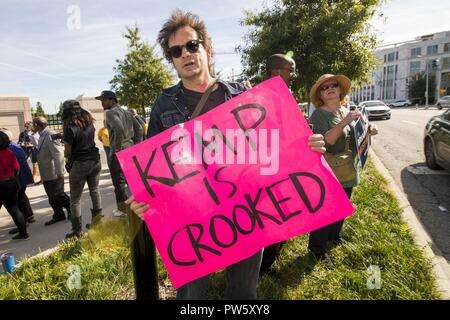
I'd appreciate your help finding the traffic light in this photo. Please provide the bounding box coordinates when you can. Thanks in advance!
[431,59,439,70]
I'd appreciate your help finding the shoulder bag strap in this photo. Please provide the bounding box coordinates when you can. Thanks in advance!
[190,78,217,119]
[338,108,351,151]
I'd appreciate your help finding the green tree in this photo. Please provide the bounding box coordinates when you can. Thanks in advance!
[56,102,64,118]
[239,0,384,101]
[35,101,45,116]
[408,72,436,105]
[110,25,175,116]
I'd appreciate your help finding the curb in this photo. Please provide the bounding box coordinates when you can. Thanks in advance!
[369,149,450,299]
[12,246,60,271]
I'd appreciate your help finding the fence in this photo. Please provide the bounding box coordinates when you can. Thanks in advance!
[32,113,63,132]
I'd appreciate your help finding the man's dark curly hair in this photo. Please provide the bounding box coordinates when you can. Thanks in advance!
[157,9,213,72]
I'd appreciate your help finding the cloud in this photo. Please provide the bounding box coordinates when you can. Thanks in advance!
[1,0,448,113]
[0,62,62,79]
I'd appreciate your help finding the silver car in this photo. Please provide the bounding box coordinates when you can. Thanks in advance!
[389,99,411,108]
[436,95,450,110]
[358,100,391,120]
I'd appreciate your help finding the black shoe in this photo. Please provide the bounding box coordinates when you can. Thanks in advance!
[26,217,36,223]
[12,233,30,241]
[312,252,334,269]
[65,231,82,239]
[8,228,20,235]
[86,210,103,230]
[330,238,347,246]
[45,216,66,226]
[9,221,30,234]
[259,265,277,277]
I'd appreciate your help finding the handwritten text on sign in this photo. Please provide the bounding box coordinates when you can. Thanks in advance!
[117,77,355,288]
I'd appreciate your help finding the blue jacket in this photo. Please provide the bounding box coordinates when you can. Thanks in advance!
[9,142,34,188]
[147,79,247,138]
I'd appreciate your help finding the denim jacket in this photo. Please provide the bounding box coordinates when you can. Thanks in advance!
[147,79,247,139]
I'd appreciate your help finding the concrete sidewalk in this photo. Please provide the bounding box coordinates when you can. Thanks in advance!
[0,152,122,264]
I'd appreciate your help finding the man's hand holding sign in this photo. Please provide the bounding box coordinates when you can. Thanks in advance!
[121,77,355,288]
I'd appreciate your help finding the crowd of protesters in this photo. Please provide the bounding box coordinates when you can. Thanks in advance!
[0,8,381,301]
[0,94,146,241]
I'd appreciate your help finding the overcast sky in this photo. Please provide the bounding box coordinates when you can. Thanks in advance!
[1,0,449,113]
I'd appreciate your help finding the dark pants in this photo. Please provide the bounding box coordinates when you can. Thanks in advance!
[260,240,286,273]
[0,179,27,236]
[104,146,111,169]
[128,208,159,300]
[176,250,263,300]
[308,187,353,255]
[43,178,71,219]
[110,153,127,203]
[21,146,32,159]
[69,159,102,219]
[18,186,34,221]
[31,148,38,164]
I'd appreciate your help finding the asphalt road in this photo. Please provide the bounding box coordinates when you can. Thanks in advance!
[370,107,450,261]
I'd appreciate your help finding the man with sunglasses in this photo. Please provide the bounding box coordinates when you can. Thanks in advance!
[127,9,326,300]
[259,53,299,276]
[266,53,297,88]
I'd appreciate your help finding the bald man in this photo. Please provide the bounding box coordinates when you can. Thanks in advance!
[260,54,308,276]
[266,53,297,87]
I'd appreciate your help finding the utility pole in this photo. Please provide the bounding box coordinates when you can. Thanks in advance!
[434,59,441,102]
[425,60,429,109]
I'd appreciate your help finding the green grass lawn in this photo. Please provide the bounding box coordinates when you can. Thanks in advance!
[0,158,441,300]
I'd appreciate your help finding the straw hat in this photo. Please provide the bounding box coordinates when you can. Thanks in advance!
[309,74,351,107]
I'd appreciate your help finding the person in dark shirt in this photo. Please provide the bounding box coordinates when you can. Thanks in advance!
[62,100,102,238]
[127,10,326,300]
[0,131,29,240]
[18,122,34,159]
[1,128,35,234]
[259,53,298,276]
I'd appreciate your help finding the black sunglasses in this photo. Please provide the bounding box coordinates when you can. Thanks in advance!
[168,39,203,59]
[320,82,339,91]
[278,67,297,76]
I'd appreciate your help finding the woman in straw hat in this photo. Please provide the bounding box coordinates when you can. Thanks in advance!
[307,74,378,268]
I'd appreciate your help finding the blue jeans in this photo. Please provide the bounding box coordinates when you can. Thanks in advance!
[176,250,263,300]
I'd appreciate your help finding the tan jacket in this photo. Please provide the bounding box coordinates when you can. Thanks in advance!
[36,127,65,181]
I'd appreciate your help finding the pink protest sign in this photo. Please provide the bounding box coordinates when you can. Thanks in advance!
[117,76,355,288]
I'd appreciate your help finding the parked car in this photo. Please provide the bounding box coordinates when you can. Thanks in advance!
[358,100,391,120]
[424,109,450,170]
[436,95,450,110]
[389,99,411,108]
